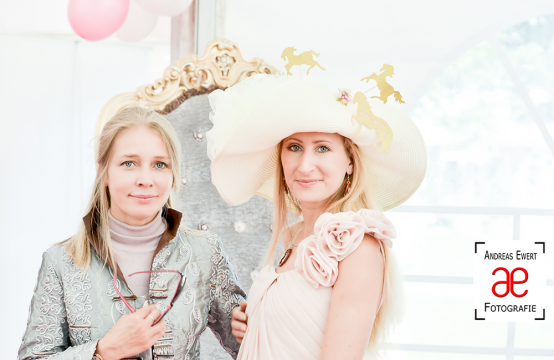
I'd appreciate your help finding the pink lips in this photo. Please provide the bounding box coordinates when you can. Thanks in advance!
[129,194,157,204]
[296,179,321,188]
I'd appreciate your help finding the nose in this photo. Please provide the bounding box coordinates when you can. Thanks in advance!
[297,151,316,175]
[136,168,154,187]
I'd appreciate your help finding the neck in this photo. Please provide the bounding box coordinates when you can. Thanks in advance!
[298,201,326,239]
[109,209,166,238]
[110,208,160,227]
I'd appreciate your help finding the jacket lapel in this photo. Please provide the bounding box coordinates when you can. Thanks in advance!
[82,208,183,292]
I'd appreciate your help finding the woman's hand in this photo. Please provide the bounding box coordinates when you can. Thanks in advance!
[231,301,248,343]
[95,303,166,360]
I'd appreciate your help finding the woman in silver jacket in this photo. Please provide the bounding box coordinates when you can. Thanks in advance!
[18,107,245,360]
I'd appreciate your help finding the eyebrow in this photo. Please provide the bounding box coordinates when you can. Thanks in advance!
[121,154,171,161]
[285,138,333,144]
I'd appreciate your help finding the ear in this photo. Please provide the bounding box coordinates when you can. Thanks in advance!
[347,160,353,176]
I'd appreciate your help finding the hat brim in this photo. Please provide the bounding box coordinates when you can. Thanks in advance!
[209,79,427,212]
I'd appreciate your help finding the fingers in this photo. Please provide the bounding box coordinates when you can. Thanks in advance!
[148,306,162,321]
[232,306,247,323]
[139,319,166,349]
[231,316,247,345]
[149,318,166,339]
[238,312,247,323]
[231,319,246,343]
[231,304,248,341]
[232,329,244,344]
[136,301,152,315]
[240,302,248,323]
[231,307,241,321]
[141,304,162,325]
[231,320,247,332]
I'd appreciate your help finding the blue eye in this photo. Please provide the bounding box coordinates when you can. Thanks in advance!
[123,161,134,167]
[317,146,330,153]
[155,162,167,169]
[289,145,302,152]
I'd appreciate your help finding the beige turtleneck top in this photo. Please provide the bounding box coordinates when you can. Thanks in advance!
[108,210,167,297]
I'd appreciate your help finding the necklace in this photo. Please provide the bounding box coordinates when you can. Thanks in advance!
[278,241,298,267]
[278,224,303,267]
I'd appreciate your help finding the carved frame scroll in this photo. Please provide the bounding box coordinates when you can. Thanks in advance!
[95,38,280,154]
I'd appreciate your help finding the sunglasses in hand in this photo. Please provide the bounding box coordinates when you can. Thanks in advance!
[113,269,187,325]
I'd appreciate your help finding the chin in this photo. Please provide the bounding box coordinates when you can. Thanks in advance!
[123,203,164,222]
[293,193,332,205]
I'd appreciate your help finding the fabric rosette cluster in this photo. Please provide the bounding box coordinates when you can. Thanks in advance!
[294,209,396,289]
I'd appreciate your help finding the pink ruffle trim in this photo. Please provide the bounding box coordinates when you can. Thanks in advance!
[294,209,396,289]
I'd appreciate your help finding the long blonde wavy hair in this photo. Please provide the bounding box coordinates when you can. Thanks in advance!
[62,107,182,270]
[264,136,404,358]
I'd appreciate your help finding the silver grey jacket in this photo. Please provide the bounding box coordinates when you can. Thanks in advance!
[18,209,246,360]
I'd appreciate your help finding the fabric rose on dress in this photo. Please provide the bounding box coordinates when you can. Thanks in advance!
[357,209,396,248]
[314,211,366,261]
[295,235,339,289]
[294,209,397,288]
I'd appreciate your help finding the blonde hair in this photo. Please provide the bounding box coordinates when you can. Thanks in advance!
[264,136,403,358]
[62,107,182,269]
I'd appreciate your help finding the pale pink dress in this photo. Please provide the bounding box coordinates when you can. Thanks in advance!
[237,209,396,360]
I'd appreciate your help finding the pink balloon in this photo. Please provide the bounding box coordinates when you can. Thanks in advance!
[68,0,130,41]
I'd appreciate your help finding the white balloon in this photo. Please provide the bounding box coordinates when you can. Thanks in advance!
[135,0,193,17]
[116,0,158,42]
[152,16,171,39]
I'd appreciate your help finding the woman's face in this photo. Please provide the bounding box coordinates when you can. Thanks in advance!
[281,132,352,209]
[105,125,173,226]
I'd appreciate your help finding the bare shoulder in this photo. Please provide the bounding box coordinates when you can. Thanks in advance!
[339,234,384,271]
[358,234,383,255]
[333,234,385,303]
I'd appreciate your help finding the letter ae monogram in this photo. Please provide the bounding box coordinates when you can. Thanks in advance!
[492,267,528,298]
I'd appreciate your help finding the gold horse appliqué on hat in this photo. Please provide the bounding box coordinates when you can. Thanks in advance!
[361,64,405,104]
[351,92,393,153]
[281,47,326,76]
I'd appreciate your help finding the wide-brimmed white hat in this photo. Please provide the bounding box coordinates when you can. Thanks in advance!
[206,74,426,211]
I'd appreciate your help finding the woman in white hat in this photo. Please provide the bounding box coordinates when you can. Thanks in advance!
[207,74,426,359]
